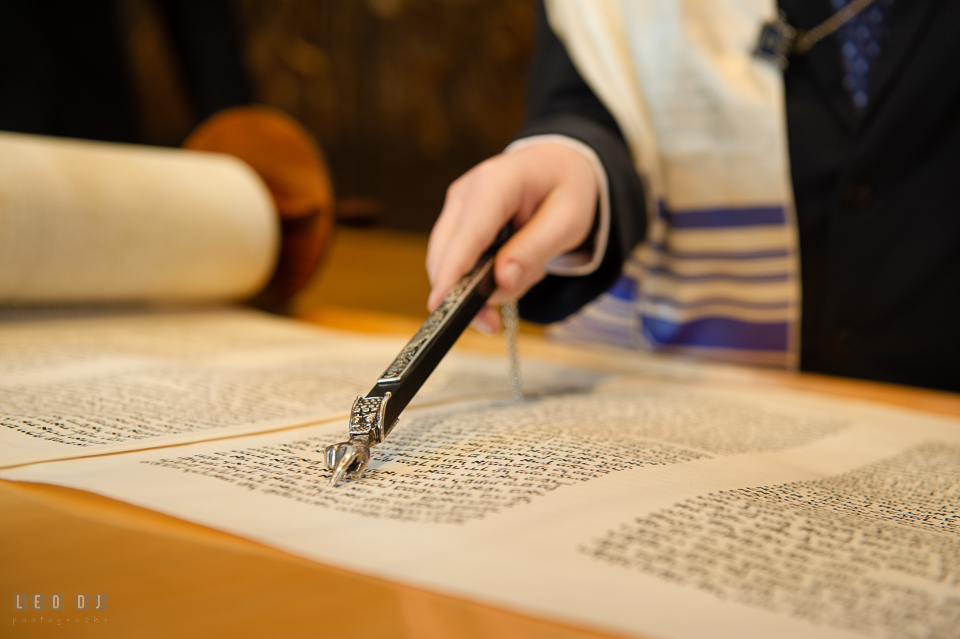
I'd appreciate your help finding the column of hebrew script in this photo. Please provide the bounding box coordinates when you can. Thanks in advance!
[580,442,960,638]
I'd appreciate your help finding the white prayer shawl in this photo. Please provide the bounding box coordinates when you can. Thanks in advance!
[544,0,801,368]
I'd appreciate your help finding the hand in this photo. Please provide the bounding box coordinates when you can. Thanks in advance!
[426,143,599,333]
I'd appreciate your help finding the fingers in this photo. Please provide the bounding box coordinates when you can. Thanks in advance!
[470,305,501,334]
[426,143,598,314]
[425,173,467,282]
[488,181,595,305]
[426,157,525,310]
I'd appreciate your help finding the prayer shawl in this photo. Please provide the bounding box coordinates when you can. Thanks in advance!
[545,0,801,368]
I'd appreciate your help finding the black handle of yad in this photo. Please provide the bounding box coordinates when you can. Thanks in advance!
[325,225,513,486]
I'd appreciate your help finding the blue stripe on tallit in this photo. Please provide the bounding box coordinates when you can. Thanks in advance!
[641,265,790,283]
[606,274,637,300]
[642,316,789,351]
[548,292,638,349]
[644,243,790,260]
[642,295,791,310]
[553,201,796,362]
[667,206,785,228]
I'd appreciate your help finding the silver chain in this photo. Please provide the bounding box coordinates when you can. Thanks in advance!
[501,301,524,401]
[794,0,879,54]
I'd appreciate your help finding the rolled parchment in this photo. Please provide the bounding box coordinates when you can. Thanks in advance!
[0,131,278,303]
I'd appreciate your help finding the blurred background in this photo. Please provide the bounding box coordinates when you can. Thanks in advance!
[0,0,534,232]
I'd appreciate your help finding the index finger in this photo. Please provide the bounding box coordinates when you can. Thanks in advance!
[426,158,524,310]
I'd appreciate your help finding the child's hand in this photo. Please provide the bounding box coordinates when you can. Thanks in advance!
[426,143,598,333]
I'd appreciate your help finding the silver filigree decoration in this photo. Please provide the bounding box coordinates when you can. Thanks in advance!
[378,260,489,383]
[348,394,389,443]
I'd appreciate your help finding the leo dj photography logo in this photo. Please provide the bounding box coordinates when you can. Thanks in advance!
[12,593,108,628]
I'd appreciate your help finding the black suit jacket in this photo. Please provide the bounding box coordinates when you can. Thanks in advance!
[517,0,960,392]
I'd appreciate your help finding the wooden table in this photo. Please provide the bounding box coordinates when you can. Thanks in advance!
[4,228,960,638]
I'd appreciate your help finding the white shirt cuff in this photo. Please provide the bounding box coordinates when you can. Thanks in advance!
[504,134,610,277]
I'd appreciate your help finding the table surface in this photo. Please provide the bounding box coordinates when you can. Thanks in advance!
[4,228,960,639]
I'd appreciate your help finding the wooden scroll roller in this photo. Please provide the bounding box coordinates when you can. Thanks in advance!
[184,106,335,309]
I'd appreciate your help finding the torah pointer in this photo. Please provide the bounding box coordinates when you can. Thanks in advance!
[324,225,513,486]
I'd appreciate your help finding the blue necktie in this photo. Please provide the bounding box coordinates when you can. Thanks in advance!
[829,0,895,110]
